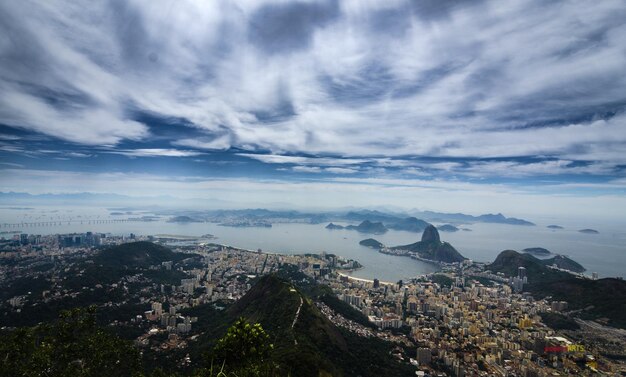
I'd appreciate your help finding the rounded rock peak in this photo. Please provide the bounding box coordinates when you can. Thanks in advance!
[421,225,440,243]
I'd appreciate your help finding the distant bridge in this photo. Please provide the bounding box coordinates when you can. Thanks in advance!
[0,219,143,229]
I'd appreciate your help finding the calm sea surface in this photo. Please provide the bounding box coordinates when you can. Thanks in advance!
[1,207,624,281]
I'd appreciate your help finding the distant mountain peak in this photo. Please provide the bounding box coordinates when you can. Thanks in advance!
[392,225,465,263]
[421,225,440,243]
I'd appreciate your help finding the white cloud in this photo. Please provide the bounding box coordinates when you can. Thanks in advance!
[107,149,203,158]
[292,166,322,173]
[173,135,232,151]
[0,134,20,141]
[0,0,625,182]
[324,167,358,174]
[0,162,24,168]
[458,160,617,178]
[238,154,368,166]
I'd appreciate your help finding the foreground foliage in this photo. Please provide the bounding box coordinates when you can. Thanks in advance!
[0,306,141,377]
[1,275,416,376]
[0,308,283,377]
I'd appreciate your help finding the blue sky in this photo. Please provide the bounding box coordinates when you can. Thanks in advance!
[1,0,626,219]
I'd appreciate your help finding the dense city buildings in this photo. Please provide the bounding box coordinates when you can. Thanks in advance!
[1,232,624,376]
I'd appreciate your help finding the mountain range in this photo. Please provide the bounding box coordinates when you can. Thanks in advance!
[0,192,537,227]
[325,220,388,234]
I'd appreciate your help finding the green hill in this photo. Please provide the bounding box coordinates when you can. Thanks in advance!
[488,250,585,278]
[487,250,571,284]
[488,250,625,328]
[392,225,466,263]
[93,241,187,268]
[543,255,586,273]
[223,275,415,377]
[533,277,626,328]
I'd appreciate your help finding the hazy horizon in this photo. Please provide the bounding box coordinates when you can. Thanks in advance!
[2,190,626,225]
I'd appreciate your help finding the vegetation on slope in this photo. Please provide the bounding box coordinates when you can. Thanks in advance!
[187,274,414,377]
[93,241,190,268]
[0,306,142,377]
[539,312,580,330]
[488,250,626,328]
[430,274,454,287]
[543,255,586,273]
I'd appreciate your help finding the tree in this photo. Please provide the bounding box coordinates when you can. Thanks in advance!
[212,317,274,372]
[0,306,141,377]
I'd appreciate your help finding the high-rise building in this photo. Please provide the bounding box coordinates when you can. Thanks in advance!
[512,277,525,292]
[417,348,431,365]
[151,302,163,317]
[550,301,568,312]
[518,267,526,279]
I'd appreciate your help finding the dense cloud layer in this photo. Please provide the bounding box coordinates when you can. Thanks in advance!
[0,0,625,203]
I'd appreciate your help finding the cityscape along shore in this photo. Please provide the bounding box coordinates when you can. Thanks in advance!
[2,230,625,375]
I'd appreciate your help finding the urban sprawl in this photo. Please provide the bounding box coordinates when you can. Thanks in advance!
[1,231,625,376]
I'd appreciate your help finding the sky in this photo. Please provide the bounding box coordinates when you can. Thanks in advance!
[1,0,626,220]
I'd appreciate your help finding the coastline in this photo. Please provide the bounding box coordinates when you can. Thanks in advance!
[378,247,446,268]
[336,271,395,286]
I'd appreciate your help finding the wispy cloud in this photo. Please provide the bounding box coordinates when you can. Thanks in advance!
[0,134,21,141]
[172,136,232,151]
[238,154,368,166]
[0,162,24,168]
[292,166,322,173]
[1,1,624,157]
[107,148,203,158]
[0,0,625,206]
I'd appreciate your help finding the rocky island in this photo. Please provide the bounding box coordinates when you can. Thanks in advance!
[391,225,466,263]
[522,247,551,255]
[437,224,459,232]
[578,228,599,234]
[386,217,430,232]
[359,238,384,249]
[326,220,388,234]
[476,213,535,226]
[547,225,564,229]
[325,223,344,230]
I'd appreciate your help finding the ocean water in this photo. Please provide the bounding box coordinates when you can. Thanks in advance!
[1,206,624,281]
